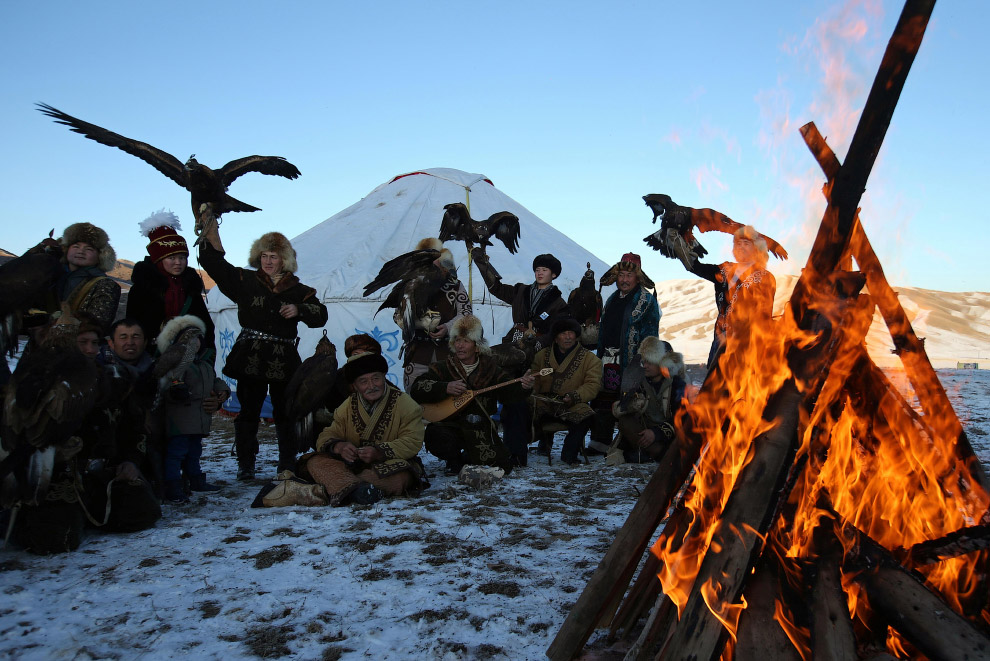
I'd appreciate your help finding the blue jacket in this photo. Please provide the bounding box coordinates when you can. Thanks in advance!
[598,286,661,370]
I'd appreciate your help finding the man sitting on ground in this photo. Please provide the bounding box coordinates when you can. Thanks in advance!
[612,337,686,463]
[530,317,603,465]
[410,315,534,475]
[305,352,428,506]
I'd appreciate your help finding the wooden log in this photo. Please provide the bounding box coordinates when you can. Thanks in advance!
[624,594,675,661]
[898,523,990,566]
[734,558,802,661]
[656,380,803,660]
[800,119,990,495]
[810,533,857,661]
[547,418,705,660]
[789,0,935,337]
[858,567,990,661]
[611,490,697,641]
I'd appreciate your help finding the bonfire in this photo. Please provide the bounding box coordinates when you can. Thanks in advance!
[550,1,990,659]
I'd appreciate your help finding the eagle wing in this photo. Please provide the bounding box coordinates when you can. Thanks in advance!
[691,208,788,260]
[363,249,441,297]
[37,103,188,188]
[439,203,471,243]
[218,155,302,186]
[488,212,520,254]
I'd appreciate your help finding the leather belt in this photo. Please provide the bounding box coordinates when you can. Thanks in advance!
[238,328,299,347]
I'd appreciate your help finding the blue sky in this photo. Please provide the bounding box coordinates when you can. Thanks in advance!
[1,0,987,291]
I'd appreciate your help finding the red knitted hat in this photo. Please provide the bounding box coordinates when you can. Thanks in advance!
[140,210,188,263]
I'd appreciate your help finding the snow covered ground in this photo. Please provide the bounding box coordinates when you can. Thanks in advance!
[1,368,987,660]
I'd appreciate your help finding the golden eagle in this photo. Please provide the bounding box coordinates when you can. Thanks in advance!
[363,241,457,343]
[642,194,788,269]
[439,202,520,255]
[284,332,338,452]
[37,103,301,242]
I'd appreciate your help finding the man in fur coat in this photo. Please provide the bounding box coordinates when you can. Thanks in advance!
[127,210,215,355]
[398,238,472,390]
[530,317,603,465]
[409,315,534,475]
[34,222,121,336]
[612,337,686,463]
[304,352,428,506]
[197,225,328,480]
[590,252,662,454]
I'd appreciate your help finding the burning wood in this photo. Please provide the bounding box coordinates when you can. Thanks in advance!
[549,1,990,658]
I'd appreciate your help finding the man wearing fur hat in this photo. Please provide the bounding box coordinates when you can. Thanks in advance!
[304,352,428,506]
[197,225,328,480]
[530,317,603,465]
[397,238,472,391]
[128,210,215,354]
[612,337,686,463]
[409,315,535,475]
[47,222,121,335]
[589,252,662,454]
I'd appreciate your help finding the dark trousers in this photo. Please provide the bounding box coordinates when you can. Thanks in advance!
[536,415,594,462]
[499,400,532,462]
[165,434,205,482]
[235,376,295,472]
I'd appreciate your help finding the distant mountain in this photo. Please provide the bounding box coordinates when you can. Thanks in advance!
[655,275,989,369]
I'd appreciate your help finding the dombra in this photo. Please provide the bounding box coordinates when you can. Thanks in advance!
[421,368,553,423]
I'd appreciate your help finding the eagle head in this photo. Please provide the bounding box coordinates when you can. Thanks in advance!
[643,194,673,224]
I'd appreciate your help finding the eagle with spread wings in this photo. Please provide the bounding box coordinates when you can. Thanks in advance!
[37,103,300,242]
[642,194,788,269]
[439,202,520,256]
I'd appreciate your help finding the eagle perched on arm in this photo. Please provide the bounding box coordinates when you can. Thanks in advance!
[36,103,301,244]
[363,240,457,343]
[642,194,788,269]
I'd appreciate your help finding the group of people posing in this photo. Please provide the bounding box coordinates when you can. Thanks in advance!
[1,206,777,553]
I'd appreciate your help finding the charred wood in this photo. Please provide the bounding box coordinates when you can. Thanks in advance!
[656,381,802,660]
[734,558,802,661]
[858,567,990,661]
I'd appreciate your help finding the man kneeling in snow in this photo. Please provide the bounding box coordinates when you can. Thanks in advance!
[303,353,428,506]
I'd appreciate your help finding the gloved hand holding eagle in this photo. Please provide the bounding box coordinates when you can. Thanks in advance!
[642,193,788,269]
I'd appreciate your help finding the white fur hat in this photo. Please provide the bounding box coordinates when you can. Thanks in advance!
[448,315,489,353]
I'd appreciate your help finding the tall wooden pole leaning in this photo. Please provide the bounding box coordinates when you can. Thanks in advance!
[547,1,936,659]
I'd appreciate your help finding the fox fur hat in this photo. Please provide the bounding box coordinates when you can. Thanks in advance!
[248,232,297,273]
[599,252,654,290]
[448,314,489,354]
[156,314,207,350]
[637,336,686,380]
[60,222,117,272]
[416,237,455,270]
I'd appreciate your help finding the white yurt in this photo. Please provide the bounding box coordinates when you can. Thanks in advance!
[207,168,611,405]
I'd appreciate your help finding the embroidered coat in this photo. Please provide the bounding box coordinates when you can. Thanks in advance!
[473,258,571,346]
[399,276,472,370]
[597,285,661,371]
[56,266,121,335]
[530,345,602,424]
[409,354,526,468]
[314,383,426,483]
[127,257,215,353]
[199,244,328,383]
[690,261,775,342]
